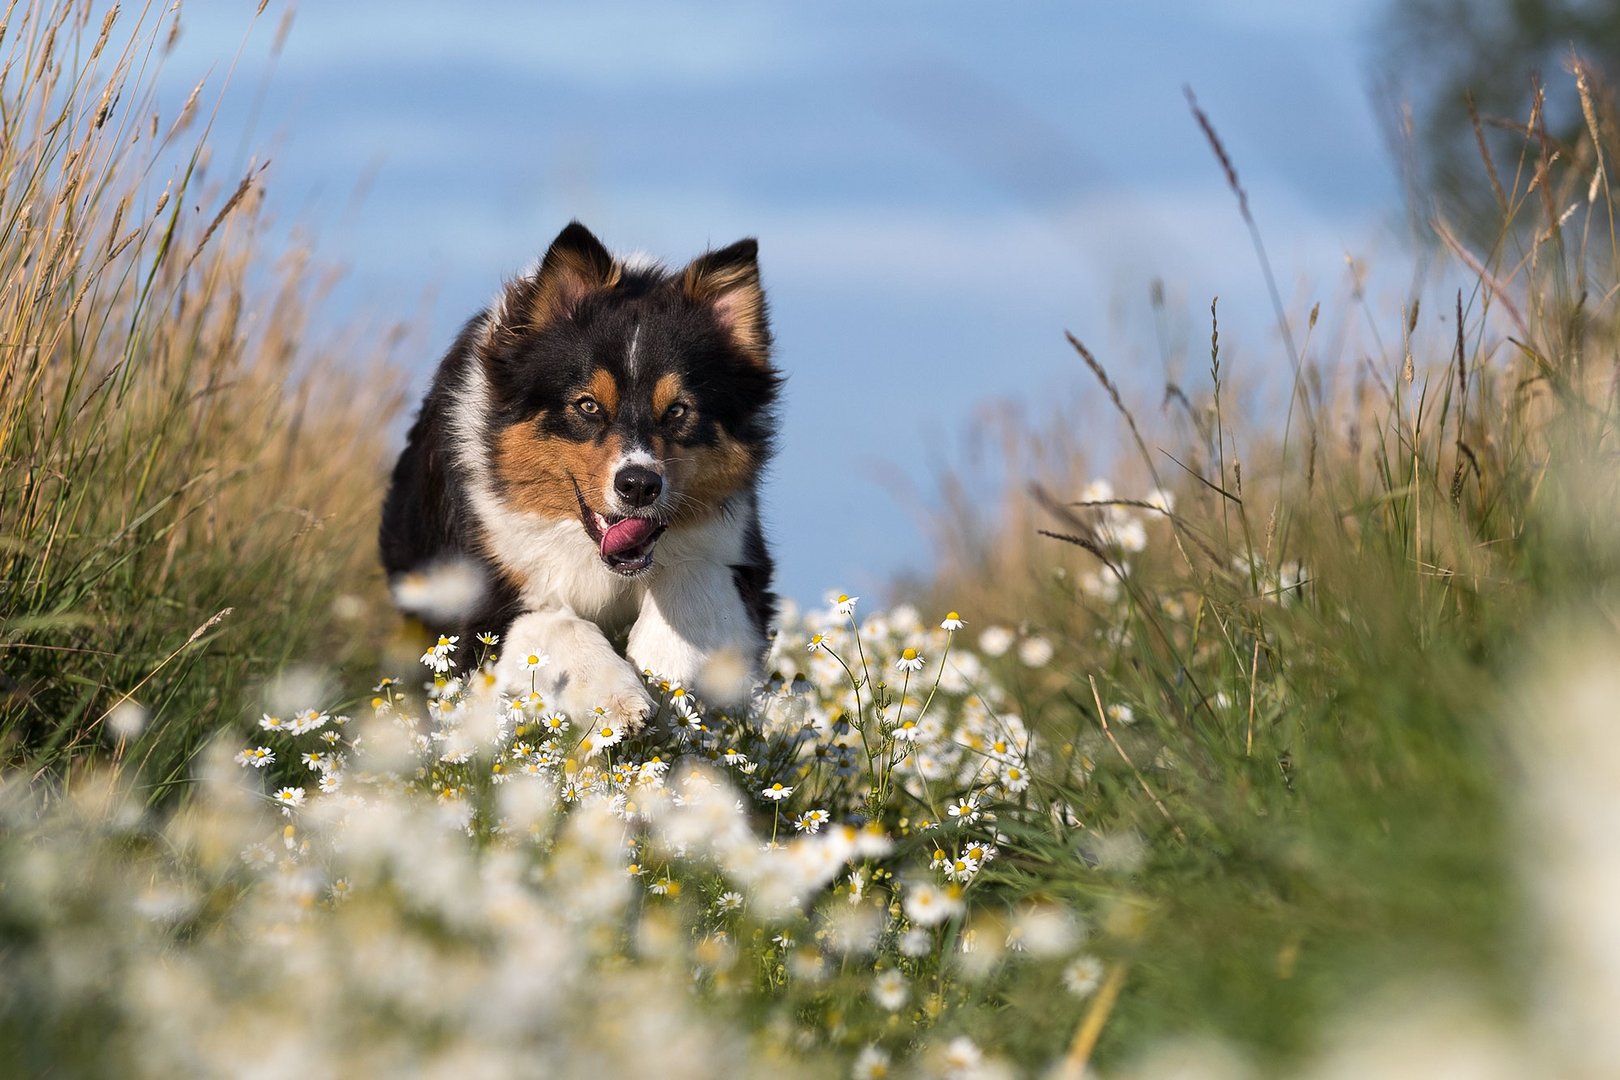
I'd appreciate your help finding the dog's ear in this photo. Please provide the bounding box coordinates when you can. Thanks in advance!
[485,222,618,349]
[532,221,619,321]
[682,238,770,364]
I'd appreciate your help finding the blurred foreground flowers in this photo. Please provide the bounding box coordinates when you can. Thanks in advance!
[0,596,1100,1078]
[6,589,1620,1077]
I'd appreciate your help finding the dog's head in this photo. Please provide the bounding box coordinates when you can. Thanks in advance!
[474,221,782,576]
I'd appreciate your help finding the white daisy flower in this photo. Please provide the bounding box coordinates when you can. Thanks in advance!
[271,787,306,814]
[895,648,925,673]
[1017,635,1055,668]
[940,611,966,631]
[946,795,981,824]
[792,808,828,834]
[903,881,963,927]
[288,708,330,735]
[1063,955,1106,998]
[871,969,909,1011]
[761,782,793,801]
[851,1045,891,1080]
[977,625,1015,657]
[235,746,275,769]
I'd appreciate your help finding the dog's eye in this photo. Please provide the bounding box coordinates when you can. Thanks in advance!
[664,402,689,423]
[575,397,602,417]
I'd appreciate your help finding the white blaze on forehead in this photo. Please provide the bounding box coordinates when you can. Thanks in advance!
[626,323,641,377]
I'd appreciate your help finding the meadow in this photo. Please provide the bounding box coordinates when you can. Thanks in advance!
[4,4,1620,1078]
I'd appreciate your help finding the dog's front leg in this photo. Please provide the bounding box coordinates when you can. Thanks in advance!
[497,609,654,730]
[627,561,764,709]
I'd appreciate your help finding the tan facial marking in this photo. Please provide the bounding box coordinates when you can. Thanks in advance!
[495,422,624,519]
[652,373,685,417]
[661,432,757,526]
[585,369,621,415]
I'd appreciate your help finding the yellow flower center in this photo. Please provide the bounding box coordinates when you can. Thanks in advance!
[946,611,959,620]
[902,648,918,660]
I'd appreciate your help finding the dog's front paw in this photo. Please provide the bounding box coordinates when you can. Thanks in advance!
[602,686,654,733]
[557,661,655,734]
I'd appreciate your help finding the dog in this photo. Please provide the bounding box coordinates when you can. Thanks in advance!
[379,221,782,726]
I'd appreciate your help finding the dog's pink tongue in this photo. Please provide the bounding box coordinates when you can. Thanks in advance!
[600,516,659,557]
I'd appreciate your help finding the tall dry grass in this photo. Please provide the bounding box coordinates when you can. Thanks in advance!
[0,1,406,794]
[908,61,1620,1064]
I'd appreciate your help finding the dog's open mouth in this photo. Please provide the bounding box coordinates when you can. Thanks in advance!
[575,483,666,574]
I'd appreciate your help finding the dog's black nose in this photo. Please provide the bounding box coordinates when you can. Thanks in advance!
[614,465,663,508]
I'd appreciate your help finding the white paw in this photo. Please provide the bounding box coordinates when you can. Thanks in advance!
[555,658,654,733]
[602,686,655,733]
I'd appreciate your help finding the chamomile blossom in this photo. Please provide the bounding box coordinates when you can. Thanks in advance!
[667,683,697,716]
[793,808,830,834]
[1017,635,1055,668]
[977,625,1014,657]
[714,891,745,913]
[520,651,549,672]
[903,881,963,926]
[946,795,981,824]
[271,787,306,814]
[761,782,793,801]
[589,712,626,749]
[999,763,1031,792]
[288,708,329,735]
[871,969,909,1011]
[258,713,286,732]
[833,593,859,616]
[1063,955,1106,998]
[940,611,966,631]
[962,840,997,866]
[852,1045,892,1080]
[420,634,458,673]
[940,1037,985,1074]
[235,746,275,769]
[807,632,829,654]
[895,648,925,673]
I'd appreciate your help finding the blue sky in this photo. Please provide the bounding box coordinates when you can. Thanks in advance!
[163,1,1402,604]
